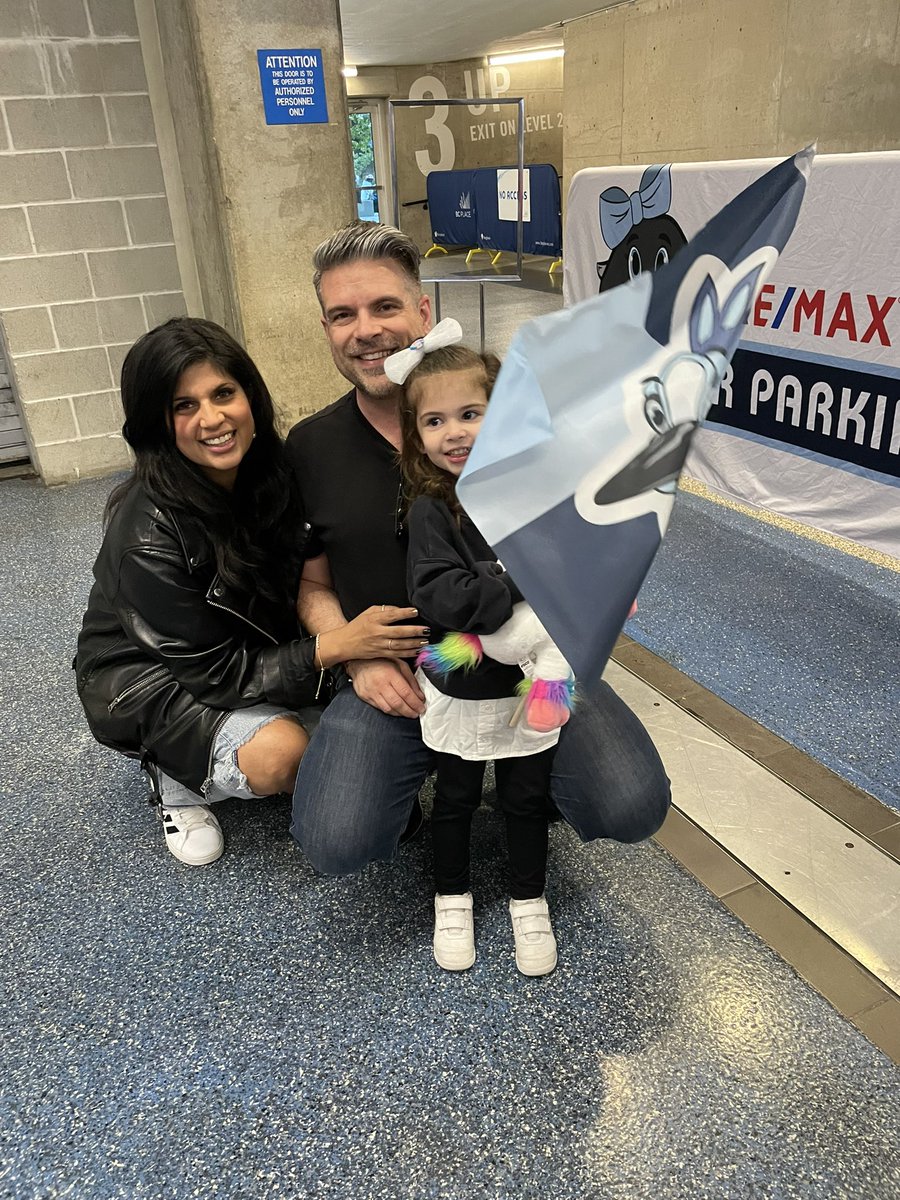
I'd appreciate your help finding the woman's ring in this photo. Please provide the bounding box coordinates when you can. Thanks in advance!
[388,638,394,651]
[381,603,386,611]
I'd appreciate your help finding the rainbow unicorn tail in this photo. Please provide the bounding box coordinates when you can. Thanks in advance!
[417,632,483,676]
[516,676,576,733]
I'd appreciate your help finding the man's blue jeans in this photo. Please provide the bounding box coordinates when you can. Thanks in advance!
[291,676,670,875]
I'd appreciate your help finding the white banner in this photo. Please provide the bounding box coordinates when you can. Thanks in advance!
[564,152,900,559]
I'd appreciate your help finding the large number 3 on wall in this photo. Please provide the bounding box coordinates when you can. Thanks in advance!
[409,76,455,175]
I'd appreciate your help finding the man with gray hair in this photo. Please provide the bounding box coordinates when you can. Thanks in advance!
[285,221,669,875]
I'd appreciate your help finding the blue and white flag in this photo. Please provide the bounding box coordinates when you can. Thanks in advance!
[456,148,813,690]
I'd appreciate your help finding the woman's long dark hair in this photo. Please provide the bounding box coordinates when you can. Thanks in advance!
[108,317,301,604]
[399,345,500,514]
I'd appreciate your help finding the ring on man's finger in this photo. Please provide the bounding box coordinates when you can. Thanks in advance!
[388,638,394,651]
[381,603,386,612]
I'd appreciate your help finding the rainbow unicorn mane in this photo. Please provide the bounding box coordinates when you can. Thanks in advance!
[417,632,483,675]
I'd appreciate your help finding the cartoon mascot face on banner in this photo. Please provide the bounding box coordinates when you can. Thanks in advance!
[597,164,688,293]
[575,247,775,533]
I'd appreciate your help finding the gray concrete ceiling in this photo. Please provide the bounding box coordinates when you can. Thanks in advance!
[339,1,621,67]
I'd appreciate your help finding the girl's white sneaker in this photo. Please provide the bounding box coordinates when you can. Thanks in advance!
[509,895,557,976]
[433,892,475,971]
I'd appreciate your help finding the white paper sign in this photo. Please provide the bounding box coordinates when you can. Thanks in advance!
[497,168,531,222]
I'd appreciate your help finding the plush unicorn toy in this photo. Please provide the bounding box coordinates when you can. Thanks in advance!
[418,602,576,734]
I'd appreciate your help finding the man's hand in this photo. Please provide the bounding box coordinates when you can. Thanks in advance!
[347,658,426,718]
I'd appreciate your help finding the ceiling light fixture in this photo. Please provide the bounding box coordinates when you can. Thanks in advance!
[341,65,358,77]
[488,48,564,66]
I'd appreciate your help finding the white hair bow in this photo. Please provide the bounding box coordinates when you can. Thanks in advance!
[383,318,464,385]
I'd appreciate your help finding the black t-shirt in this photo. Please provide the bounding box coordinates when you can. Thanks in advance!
[284,390,409,620]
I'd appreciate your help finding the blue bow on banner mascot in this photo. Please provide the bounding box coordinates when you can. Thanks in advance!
[455,148,813,696]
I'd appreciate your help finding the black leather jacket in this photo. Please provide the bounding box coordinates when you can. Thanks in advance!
[75,482,320,795]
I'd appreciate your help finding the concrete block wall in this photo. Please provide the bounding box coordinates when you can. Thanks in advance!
[0,0,187,484]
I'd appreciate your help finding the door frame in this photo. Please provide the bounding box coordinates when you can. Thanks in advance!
[348,97,394,224]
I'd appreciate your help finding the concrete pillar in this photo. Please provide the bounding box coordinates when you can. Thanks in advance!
[147,0,356,425]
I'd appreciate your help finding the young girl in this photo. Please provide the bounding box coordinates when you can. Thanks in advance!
[388,338,571,977]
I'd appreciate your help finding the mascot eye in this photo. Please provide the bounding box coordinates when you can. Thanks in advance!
[644,392,671,434]
[655,246,669,269]
[628,246,642,279]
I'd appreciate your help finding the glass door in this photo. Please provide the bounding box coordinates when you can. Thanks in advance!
[348,101,392,223]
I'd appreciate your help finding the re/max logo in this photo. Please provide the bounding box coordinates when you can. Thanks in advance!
[751,286,897,347]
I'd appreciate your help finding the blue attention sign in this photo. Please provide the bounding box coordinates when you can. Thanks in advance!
[257,49,328,125]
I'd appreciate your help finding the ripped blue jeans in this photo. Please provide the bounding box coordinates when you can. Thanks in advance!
[158,703,321,807]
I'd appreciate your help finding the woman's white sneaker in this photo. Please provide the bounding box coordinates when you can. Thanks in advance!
[160,804,224,865]
[433,892,476,971]
[509,895,557,976]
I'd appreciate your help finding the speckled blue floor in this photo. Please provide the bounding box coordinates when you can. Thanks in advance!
[2,475,899,1199]
[629,493,900,812]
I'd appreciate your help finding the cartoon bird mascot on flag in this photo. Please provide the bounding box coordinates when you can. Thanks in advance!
[455,148,813,694]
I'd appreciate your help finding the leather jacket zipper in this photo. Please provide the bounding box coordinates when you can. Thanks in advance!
[206,598,278,644]
[201,709,232,798]
[107,665,168,713]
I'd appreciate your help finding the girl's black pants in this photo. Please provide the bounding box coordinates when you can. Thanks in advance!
[431,747,554,900]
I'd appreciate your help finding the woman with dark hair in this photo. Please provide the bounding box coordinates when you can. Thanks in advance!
[75,317,429,866]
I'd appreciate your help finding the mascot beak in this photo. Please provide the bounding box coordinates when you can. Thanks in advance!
[593,421,697,505]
